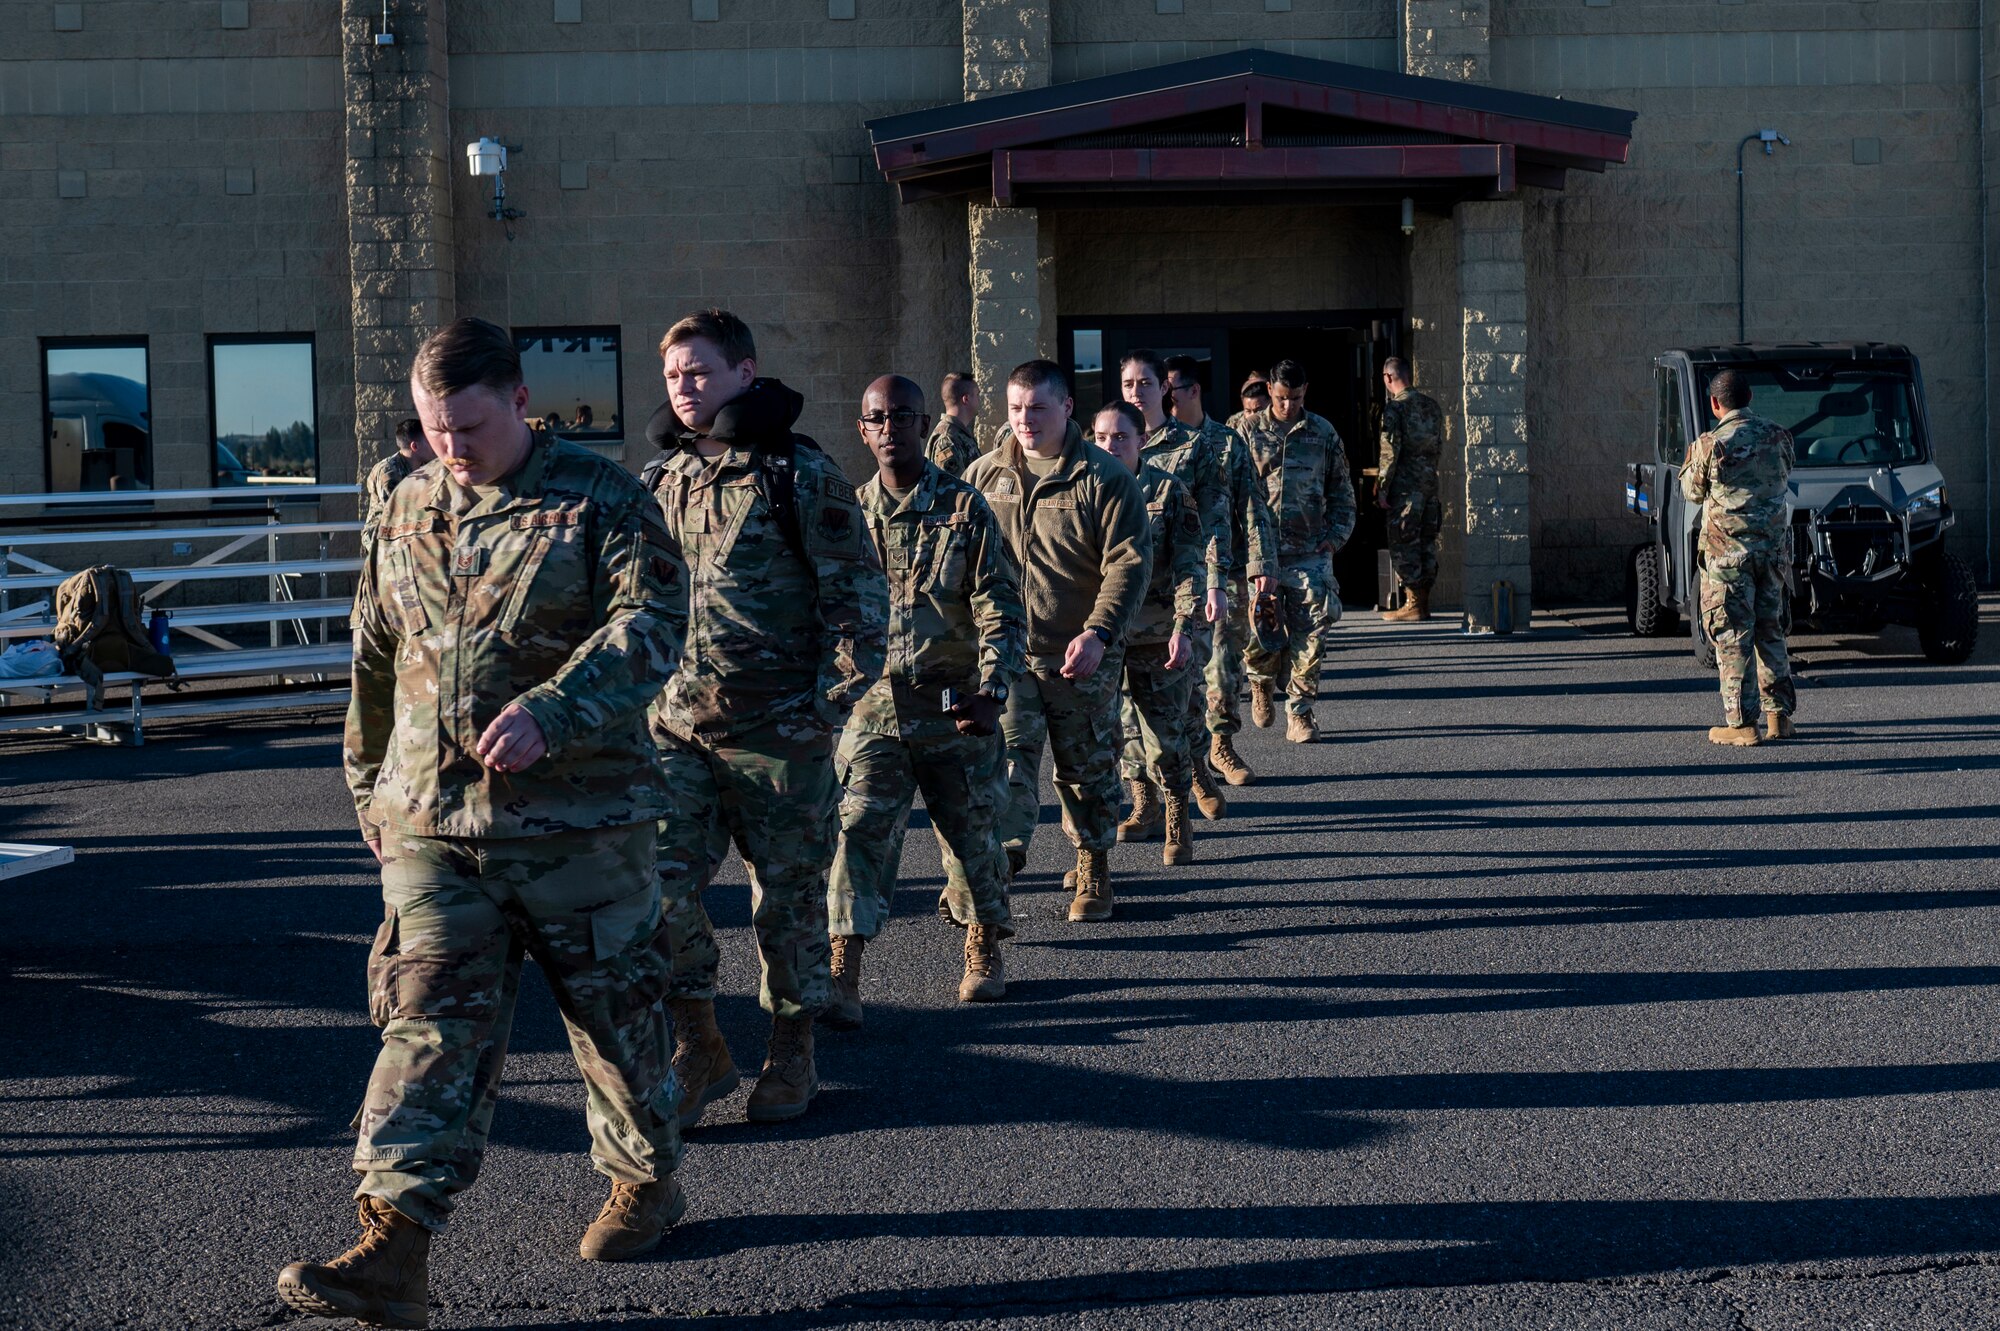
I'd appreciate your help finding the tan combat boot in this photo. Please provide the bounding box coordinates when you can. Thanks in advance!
[666,996,739,1130]
[1250,679,1276,729]
[1162,789,1194,866]
[821,934,865,1031]
[746,1013,817,1122]
[1209,734,1255,787]
[1116,778,1163,842]
[1764,713,1795,740]
[1708,722,1760,746]
[579,1176,687,1262]
[1285,708,1318,744]
[958,922,1006,1002]
[1382,587,1431,622]
[276,1197,430,1330]
[1189,758,1228,819]
[1068,847,1112,922]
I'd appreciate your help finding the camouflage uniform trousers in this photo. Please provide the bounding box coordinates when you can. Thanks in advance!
[829,725,1013,938]
[1244,556,1342,715]
[1384,477,1444,592]
[1205,575,1251,736]
[997,651,1127,856]
[353,823,678,1230]
[1119,641,1198,793]
[656,720,837,1021]
[1699,553,1795,725]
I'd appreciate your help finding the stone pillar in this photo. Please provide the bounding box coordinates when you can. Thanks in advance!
[1403,0,1491,83]
[1457,200,1531,630]
[342,0,455,474]
[964,0,1051,440]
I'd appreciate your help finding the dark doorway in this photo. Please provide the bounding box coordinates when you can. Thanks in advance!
[1059,311,1400,605]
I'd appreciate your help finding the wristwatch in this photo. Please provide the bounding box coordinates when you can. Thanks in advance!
[979,681,1009,706]
[1090,626,1115,648]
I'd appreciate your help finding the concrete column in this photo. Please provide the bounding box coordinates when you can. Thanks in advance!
[1403,0,1491,83]
[964,0,1051,440]
[1458,200,1531,629]
[342,0,455,475]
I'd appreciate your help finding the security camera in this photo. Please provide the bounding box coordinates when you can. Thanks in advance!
[467,138,507,178]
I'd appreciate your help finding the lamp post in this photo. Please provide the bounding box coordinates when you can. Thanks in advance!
[1736,128,1790,342]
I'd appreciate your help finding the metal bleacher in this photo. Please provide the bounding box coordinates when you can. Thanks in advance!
[0,484,359,745]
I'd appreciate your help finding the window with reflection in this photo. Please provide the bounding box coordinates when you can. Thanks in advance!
[211,337,318,486]
[44,339,151,491]
[1071,329,1103,412]
[514,327,623,444]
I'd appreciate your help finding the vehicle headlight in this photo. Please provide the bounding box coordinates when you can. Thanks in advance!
[1909,484,1948,514]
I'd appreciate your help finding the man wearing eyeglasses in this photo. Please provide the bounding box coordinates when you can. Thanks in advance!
[1235,360,1357,743]
[1112,350,1228,843]
[1377,358,1446,623]
[1163,355,1278,792]
[823,376,1023,1025]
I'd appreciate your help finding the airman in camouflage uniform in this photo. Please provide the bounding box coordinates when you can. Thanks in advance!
[1680,369,1797,745]
[1236,361,1357,744]
[1092,403,1203,866]
[280,319,690,1331]
[825,376,1024,1026]
[925,372,983,478]
[963,361,1151,923]
[1377,359,1446,623]
[1162,356,1278,794]
[1110,352,1229,839]
[643,319,887,1130]
[361,418,432,537]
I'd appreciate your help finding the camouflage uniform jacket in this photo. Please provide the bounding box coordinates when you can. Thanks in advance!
[1127,464,1203,648]
[1377,388,1446,496]
[1195,415,1277,580]
[962,419,1152,660]
[1139,417,1230,595]
[1236,409,1358,563]
[849,460,1025,740]
[926,416,981,478]
[362,451,417,535]
[646,380,888,742]
[1680,408,1796,564]
[345,430,687,840]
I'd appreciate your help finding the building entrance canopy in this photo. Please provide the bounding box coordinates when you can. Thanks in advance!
[865,49,1635,208]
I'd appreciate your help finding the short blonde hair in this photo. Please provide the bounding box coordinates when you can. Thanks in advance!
[659,309,756,366]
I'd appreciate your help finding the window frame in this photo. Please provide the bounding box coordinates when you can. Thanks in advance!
[41,335,153,494]
[206,332,321,488]
[511,325,625,444]
[1656,362,1688,467]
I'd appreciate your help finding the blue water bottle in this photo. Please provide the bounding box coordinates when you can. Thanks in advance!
[149,608,172,654]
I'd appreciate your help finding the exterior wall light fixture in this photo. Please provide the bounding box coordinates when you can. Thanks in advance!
[467,137,526,238]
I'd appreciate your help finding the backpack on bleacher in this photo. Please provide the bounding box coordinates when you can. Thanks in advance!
[52,566,177,693]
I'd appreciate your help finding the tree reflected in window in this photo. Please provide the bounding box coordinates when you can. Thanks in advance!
[211,337,318,487]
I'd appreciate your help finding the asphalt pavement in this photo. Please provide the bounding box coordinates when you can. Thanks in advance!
[4,603,1999,1331]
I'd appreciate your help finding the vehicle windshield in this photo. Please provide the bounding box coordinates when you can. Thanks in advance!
[1699,366,1925,469]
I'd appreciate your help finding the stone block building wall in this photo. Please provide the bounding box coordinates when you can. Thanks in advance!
[1496,0,1990,594]
[446,0,963,477]
[4,0,1996,601]
[0,0,352,493]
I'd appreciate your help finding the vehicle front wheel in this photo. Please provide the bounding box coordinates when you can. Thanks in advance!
[1916,551,1979,664]
[1627,544,1678,637]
